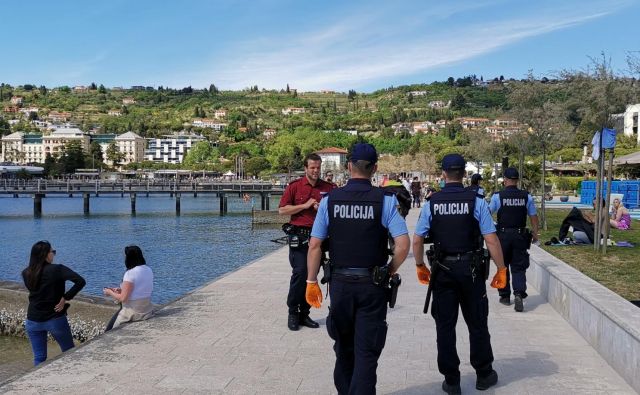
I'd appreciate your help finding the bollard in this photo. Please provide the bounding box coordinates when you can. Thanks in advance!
[83,193,90,215]
[176,193,181,216]
[131,193,137,215]
[33,193,43,217]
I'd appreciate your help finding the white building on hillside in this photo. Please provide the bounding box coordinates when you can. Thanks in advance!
[43,127,91,157]
[146,134,206,164]
[282,107,305,115]
[315,147,348,174]
[116,132,147,165]
[192,118,226,130]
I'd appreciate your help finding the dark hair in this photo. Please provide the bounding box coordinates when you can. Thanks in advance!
[124,245,146,270]
[22,240,52,291]
[444,168,465,181]
[304,153,322,167]
[351,160,376,177]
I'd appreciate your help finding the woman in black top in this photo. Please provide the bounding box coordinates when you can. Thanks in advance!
[22,240,86,366]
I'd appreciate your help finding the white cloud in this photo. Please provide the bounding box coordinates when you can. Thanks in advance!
[174,0,632,91]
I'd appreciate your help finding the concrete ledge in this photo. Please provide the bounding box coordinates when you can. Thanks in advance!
[529,245,640,392]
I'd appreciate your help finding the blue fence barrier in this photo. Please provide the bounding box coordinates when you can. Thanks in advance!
[580,181,640,209]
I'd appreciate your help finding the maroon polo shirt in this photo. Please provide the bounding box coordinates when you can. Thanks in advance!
[279,176,334,228]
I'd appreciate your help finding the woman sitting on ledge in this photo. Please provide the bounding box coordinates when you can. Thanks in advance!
[103,245,156,331]
[610,198,631,230]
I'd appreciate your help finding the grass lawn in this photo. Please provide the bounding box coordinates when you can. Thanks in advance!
[538,208,640,301]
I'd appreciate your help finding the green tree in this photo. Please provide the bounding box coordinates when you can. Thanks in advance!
[183,141,214,166]
[89,141,104,165]
[244,156,270,176]
[0,118,11,136]
[61,141,86,173]
[98,84,107,94]
[106,142,125,168]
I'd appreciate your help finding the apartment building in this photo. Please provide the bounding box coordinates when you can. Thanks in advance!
[146,134,206,164]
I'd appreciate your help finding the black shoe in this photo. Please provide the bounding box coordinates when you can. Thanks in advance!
[441,380,461,394]
[514,295,524,312]
[299,315,319,328]
[287,314,299,331]
[476,369,498,390]
[499,296,510,306]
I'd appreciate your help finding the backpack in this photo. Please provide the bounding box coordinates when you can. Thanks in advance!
[383,185,412,218]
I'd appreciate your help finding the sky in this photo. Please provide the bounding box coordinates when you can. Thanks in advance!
[0,0,638,92]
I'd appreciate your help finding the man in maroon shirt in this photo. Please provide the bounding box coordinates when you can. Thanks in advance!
[279,153,334,331]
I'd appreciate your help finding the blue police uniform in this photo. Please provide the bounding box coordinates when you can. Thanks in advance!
[489,184,536,301]
[415,182,497,387]
[311,178,408,394]
[466,184,485,198]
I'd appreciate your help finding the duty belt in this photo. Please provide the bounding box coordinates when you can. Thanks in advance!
[332,267,372,277]
[293,226,312,237]
[498,227,527,234]
[442,251,476,261]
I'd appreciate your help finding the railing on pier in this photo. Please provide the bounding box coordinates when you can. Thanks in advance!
[1,179,286,195]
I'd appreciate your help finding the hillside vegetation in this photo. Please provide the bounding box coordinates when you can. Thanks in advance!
[1,60,639,184]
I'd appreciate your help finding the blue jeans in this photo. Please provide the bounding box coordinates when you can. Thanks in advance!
[25,316,75,365]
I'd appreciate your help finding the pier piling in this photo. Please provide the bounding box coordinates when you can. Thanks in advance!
[176,193,181,215]
[130,193,137,215]
[33,193,43,217]
[83,193,90,214]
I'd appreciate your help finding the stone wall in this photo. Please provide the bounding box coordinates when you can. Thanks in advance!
[528,246,640,393]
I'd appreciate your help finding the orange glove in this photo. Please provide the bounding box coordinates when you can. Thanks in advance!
[416,264,431,285]
[305,281,323,308]
[490,268,508,289]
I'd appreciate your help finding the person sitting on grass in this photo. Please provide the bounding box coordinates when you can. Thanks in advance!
[558,199,608,244]
[610,198,632,230]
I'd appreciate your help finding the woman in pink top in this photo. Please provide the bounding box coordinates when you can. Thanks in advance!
[610,198,632,230]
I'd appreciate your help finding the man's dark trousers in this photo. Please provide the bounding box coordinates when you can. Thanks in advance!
[287,244,311,316]
[327,277,388,394]
[497,231,529,298]
[431,258,494,385]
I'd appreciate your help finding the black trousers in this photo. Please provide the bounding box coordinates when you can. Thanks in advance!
[431,258,494,385]
[327,277,388,395]
[287,244,311,316]
[497,231,530,298]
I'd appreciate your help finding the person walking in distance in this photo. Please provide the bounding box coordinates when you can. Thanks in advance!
[306,143,410,394]
[489,167,538,312]
[467,173,485,198]
[413,154,507,394]
[278,153,334,331]
[411,176,422,208]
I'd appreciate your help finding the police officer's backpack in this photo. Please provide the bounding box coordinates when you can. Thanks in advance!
[382,185,412,218]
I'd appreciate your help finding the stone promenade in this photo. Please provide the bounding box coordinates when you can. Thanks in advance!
[1,209,635,394]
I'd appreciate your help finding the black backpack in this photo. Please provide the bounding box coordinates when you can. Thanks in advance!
[383,185,412,218]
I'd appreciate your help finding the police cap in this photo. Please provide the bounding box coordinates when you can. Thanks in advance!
[351,143,378,163]
[471,173,483,182]
[504,167,520,179]
[441,154,465,170]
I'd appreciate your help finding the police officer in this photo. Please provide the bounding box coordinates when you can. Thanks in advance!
[413,154,507,394]
[489,167,539,312]
[278,153,334,331]
[305,143,410,394]
[467,173,485,197]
